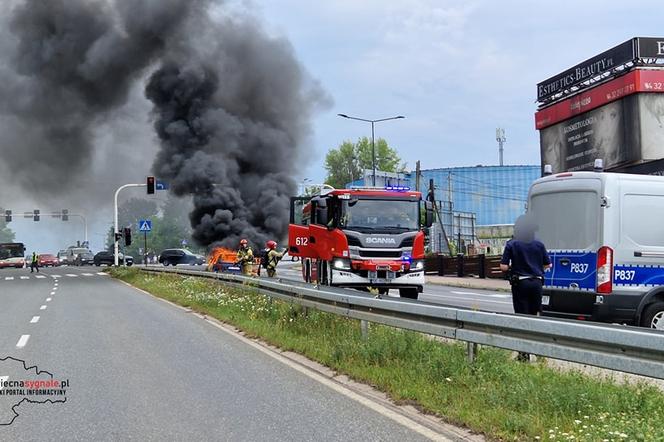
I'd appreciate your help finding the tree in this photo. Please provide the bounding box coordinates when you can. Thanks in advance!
[324,137,405,188]
[0,208,15,243]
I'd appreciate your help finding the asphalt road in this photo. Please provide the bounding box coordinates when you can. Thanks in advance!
[0,265,445,441]
[172,262,514,314]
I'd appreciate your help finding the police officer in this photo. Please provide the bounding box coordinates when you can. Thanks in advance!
[265,240,286,278]
[236,239,254,276]
[500,214,551,362]
[31,251,40,273]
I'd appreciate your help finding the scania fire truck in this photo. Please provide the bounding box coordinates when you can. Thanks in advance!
[288,186,434,299]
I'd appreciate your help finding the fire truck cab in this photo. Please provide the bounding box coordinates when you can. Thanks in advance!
[288,186,434,299]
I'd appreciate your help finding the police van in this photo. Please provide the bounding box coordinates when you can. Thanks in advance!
[527,162,664,329]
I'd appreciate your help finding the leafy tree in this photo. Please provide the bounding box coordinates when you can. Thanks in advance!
[0,207,15,243]
[324,137,404,188]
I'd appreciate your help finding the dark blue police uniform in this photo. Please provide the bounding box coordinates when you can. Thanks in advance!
[501,239,551,315]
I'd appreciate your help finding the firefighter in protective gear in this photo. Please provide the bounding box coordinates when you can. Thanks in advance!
[236,239,254,276]
[265,240,285,278]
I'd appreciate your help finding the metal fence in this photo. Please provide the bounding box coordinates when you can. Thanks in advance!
[140,267,664,380]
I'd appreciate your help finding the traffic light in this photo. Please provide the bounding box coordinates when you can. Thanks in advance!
[147,176,155,194]
[114,232,122,242]
[62,209,69,221]
[33,209,40,222]
[4,210,11,223]
[123,227,132,246]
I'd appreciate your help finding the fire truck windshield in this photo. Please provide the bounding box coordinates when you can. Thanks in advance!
[341,199,419,232]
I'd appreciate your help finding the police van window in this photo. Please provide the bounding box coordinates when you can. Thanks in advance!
[529,191,599,250]
[622,194,664,247]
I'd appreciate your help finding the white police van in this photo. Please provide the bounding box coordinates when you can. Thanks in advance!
[527,162,664,329]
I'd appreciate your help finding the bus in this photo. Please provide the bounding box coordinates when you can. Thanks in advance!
[0,242,26,269]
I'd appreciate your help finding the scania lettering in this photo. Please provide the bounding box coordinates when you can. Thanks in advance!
[288,187,434,299]
[527,169,664,329]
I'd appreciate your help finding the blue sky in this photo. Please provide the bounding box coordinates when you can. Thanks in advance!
[252,0,663,183]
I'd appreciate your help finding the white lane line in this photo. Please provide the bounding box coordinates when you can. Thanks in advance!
[46,298,52,302]
[66,274,77,277]
[97,272,108,276]
[51,275,61,278]
[82,273,94,276]
[50,291,55,295]
[20,276,30,280]
[40,305,47,310]
[35,275,46,279]
[450,291,510,298]
[425,293,511,305]
[30,316,40,323]
[16,335,30,348]
[52,287,58,291]
[5,277,14,281]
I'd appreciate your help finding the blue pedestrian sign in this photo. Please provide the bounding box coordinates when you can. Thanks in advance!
[156,180,169,191]
[138,220,152,232]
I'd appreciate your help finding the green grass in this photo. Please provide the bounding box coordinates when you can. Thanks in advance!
[111,268,664,441]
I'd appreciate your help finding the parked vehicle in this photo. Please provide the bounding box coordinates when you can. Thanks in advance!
[527,166,664,329]
[158,249,205,266]
[38,254,59,267]
[93,251,124,266]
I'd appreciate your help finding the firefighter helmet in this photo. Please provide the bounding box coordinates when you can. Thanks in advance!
[239,239,248,246]
[266,240,277,250]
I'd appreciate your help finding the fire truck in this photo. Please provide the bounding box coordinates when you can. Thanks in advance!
[288,186,434,299]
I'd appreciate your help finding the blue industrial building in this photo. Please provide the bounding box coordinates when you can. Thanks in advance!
[350,165,541,226]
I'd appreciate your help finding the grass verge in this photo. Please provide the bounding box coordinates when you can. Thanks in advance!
[111,268,664,441]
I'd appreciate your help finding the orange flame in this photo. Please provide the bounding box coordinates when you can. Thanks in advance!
[207,247,237,267]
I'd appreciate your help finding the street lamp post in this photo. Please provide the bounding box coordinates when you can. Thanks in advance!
[337,114,405,186]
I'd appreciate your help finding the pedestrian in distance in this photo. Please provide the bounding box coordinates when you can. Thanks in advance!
[30,251,40,273]
[500,214,551,362]
[235,239,254,276]
[265,240,286,278]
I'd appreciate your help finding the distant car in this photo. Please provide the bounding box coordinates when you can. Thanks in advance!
[124,255,134,266]
[158,249,205,266]
[75,251,94,266]
[93,251,124,266]
[57,249,68,265]
[38,254,59,267]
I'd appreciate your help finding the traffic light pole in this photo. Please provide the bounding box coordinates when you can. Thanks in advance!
[114,183,146,266]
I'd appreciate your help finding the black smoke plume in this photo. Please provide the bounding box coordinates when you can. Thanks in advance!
[146,14,329,248]
[0,0,328,249]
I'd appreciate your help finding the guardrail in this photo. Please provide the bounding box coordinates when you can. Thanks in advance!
[139,267,664,380]
[424,254,505,278]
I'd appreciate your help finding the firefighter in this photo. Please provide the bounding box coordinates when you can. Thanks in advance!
[236,239,254,276]
[265,240,286,278]
[30,251,40,273]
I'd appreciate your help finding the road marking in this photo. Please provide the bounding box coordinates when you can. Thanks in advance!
[450,290,510,298]
[97,272,108,276]
[35,275,46,279]
[53,287,58,291]
[5,277,14,281]
[20,276,30,280]
[16,335,30,348]
[46,298,52,302]
[82,273,94,276]
[50,291,55,295]
[51,275,61,278]
[425,293,511,306]
[40,305,47,310]
[30,316,40,323]
[66,274,77,277]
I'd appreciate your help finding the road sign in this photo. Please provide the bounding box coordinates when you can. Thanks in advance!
[181,239,188,246]
[138,220,152,232]
[156,180,169,191]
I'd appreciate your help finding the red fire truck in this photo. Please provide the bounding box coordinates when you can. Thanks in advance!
[288,186,433,299]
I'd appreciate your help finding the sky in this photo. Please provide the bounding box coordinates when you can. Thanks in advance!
[6,0,664,252]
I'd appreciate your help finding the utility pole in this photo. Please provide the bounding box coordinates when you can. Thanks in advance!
[447,172,453,211]
[496,128,506,166]
[114,183,147,266]
[415,160,421,192]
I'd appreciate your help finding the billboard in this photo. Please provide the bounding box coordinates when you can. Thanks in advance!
[539,93,664,173]
[536,37,664,103]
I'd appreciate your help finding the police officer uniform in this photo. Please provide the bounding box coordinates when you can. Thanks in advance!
[501,235,551,361]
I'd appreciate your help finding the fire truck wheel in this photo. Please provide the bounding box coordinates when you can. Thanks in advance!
[399,288,419,300]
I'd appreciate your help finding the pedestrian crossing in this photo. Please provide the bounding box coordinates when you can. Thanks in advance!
[2,272,108,281]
